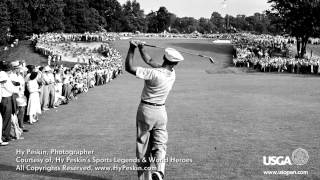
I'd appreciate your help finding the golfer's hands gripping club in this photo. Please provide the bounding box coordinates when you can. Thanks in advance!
[129,40,138,49]
[130,40,146,49]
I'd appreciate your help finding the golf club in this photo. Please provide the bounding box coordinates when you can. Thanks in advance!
[143,43,215,64]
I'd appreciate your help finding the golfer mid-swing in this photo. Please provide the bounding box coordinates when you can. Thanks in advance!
[125,40,184,180]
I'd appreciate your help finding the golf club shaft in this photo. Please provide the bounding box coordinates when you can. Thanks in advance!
[143,44,214,63]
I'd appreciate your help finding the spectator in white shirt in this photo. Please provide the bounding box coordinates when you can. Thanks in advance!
[0,65,19,142]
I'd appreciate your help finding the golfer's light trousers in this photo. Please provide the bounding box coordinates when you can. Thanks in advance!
[136,103,168,180]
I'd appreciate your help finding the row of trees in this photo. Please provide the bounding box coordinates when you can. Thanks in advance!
[0,0,282,45]
[1,0,319,58]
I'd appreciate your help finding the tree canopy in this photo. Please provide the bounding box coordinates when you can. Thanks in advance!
[122,0,146,32]
[0,1,10,44]
[1,0,317,47]
[268,0,320,57]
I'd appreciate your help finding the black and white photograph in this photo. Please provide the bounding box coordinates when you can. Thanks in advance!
[0,0,319,179]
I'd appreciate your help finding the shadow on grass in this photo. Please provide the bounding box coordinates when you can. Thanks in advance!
[0,164,111,180]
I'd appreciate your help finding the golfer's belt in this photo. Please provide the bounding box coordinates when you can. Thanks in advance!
[141,100,165,106]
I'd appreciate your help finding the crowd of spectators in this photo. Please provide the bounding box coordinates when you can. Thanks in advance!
[31,32,120,65]
[0,60,123,146]
[1,32,123,146]
[232,33,320,74]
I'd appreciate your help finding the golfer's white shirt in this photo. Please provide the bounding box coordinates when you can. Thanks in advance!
[136,67,175,104]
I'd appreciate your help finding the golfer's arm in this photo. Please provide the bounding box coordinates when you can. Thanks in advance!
[125,46,137,75]
[139,47,161,68]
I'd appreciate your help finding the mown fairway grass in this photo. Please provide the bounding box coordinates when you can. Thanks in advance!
[0,39,319,180]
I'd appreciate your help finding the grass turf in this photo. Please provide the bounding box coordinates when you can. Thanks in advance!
[0,39,319,180]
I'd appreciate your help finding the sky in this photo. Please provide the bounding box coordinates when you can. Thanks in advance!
[117,0,271,18]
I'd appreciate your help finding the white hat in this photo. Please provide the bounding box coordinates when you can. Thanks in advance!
[19,66,28,72]
[164,48,184,62]
[11,61,20,68]
[0,71,9,82]
[44,66,51,72]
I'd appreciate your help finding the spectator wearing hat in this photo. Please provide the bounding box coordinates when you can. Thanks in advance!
[9,61,21,114]
[42,66,55,110]
[27,72,41,124]
[37,66,45,109]
[16,66,28,131]
[0,66,19,142]
[62,69,73,103]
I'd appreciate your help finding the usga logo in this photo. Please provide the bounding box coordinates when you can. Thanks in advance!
[263,148,309,166]
[263,156,292,166]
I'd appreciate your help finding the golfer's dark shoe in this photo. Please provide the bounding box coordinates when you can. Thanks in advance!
[152,171,164,180]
